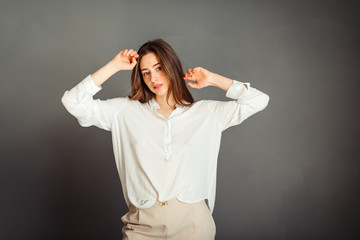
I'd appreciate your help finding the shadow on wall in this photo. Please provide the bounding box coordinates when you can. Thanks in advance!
[49,124,128,239]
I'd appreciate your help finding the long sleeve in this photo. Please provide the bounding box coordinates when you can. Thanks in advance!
[61,74,127,131]
[206,79,270,132]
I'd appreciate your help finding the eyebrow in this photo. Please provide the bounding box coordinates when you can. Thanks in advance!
[141,63,160,71]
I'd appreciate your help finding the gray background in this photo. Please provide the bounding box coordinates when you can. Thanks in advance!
[1,0,359,239]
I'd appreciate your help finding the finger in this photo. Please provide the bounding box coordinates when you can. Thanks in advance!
[186,82,198,89]
[127,49,134,56]
[123,49,129,56]
[186,72,196,78]
[183,74,194,80]
[185,70,192,76]
[132,56,137,64]
[131,51,139,59]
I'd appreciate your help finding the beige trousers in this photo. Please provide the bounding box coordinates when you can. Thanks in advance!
[121,197,216,240]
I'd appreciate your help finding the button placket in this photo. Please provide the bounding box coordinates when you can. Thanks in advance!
[164,120,172,161]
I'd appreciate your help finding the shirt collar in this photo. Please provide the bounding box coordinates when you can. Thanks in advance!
[148,97,189,111]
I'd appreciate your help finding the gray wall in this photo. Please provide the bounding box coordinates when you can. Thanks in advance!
[1,0,359,239]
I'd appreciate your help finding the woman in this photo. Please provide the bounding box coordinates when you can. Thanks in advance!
[61,39,270,240]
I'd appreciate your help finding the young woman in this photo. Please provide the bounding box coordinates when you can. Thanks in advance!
[61,39,270,240]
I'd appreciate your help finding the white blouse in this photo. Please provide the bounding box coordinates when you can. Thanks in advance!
[61,74,270,214]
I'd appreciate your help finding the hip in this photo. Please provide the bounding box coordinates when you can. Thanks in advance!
[121,197,216,240]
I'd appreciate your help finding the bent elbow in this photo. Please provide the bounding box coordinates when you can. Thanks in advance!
[61,91,78,113]
[61,90,79,109]
[258,93,270,111]
[264,93,270,108]
[61,91,70,108]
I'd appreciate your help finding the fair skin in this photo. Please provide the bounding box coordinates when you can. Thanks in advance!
[90,48,247,119]
[140,52,176,111]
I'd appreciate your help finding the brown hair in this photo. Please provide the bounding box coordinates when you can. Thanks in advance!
[127,39,194,107]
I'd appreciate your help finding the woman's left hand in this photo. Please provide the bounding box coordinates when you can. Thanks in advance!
[183,67,214,89]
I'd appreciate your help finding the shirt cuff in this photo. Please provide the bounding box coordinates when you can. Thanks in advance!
[225,80,250,99]
[83,74,102,95]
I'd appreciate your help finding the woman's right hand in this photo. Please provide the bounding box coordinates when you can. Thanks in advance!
[111,49,139,71]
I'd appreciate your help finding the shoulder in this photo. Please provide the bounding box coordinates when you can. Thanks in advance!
[185,100,214,112]
[123,96,142,105]
[181,99,206,109]
[200,99,235,113]
[189,99,224,107]
[104,96,129,105]
[198,99,223,107]
[96,97,130,114]
[120,96,146,110]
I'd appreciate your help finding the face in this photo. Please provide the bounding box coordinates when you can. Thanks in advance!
[140,52,170,97]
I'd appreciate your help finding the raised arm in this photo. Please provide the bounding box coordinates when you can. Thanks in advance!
[184,67,269,131]
[61,49,139,131]
[91,49,139,87]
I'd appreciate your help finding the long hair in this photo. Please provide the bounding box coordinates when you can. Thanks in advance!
[127,39,194,107]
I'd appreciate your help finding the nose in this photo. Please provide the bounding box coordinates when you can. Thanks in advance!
[151,71,158,82]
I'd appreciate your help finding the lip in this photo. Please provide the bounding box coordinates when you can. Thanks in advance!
[154,84,163,89]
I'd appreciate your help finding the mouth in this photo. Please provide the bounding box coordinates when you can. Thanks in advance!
[154,84,163,89]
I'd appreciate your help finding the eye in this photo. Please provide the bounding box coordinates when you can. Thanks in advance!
[143,72,149,76]
[156,66,162,71]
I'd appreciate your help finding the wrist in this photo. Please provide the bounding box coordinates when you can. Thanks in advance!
[209,73,234,91]
[108,60,122,72]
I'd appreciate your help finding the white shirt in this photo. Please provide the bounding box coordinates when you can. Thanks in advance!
[61,74,270,214]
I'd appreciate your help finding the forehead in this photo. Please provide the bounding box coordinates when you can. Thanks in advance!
[140,52,160,69]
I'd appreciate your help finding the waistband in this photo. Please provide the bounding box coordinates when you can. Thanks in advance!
[130,197,206,210]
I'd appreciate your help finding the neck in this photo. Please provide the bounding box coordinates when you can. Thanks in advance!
[155,94,176,109]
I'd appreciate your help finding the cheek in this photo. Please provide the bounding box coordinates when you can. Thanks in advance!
[144,80,152,89]
[143,77,150,84]
[161,74,169,83]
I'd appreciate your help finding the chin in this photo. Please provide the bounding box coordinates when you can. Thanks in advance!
[153,88,168,96]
